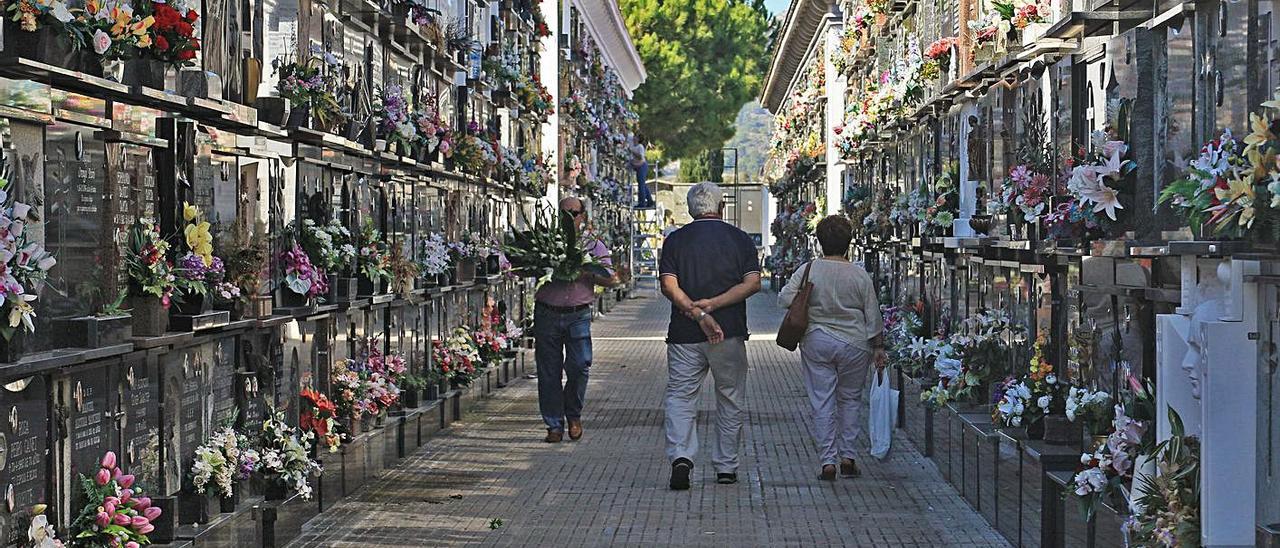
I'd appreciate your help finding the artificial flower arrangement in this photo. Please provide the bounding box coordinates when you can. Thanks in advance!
[255,411,322,500]
[123,218,178,308]
[330,337,404,425]
[0,172,55,340]
[881,302,927,375]
[377,84,418,153]
[69,451,162,547]
[1065,385,1113,437]
[922,162,960,235]
[65,0,156,64]
[842,184,872,220]
[218,229,267,306]
[1049,100,1138,241]
[992,335,1065,428]
[513,73,554,124]
[1160,93,1280,241]
[388,244,419,297]
[5,0,75,34]
[993,0,1050,31]
[924,37,957,72]
[173,202,223,300]
[356,222,392,286]
[282,243,327,298]
[413,93,453,157]
[418,232,451,278]
[144,0,199,65]
[272,44,344,130]
[294,218,355,276]
[502,206,608,287]
[1072,374,1155,520]
[432,327,480,386]
[994,114,1056,225]
[191,427,260,499]
[25,504,61,548]
[450,132,496,175]
[920,309,1024,408]
[516,153,554,196]
[300,388,341,451]
[529,0,550,37]
[1125,407,1200,546]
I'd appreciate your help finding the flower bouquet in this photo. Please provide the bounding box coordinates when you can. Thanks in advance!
[418,233,451,283]
[191,427,259,504]
[281,243,327,302]
[433,327,479,387]
[357,223,392,294]
[919,309,1024,407]
[388,244,419,297]
[69,451,162,547]
[123,218,178,336]
[301,388,341,451]
[256,411,322,500]
[1125,407,1199,546]
[1066,386,1112,438]
[219,230,268,317]
[1159,93,1280,242]
[272,45,344,130]
[144,1,199,66]
[377,84,418,154]
[503,206,607,288]
[0,174,55,347]
[1071,374,1156,521]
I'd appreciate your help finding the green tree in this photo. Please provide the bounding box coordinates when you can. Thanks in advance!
[621,0,771,161]
[678,150,725,183]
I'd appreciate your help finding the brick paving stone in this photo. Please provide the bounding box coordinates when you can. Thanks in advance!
[290,292,1011,547]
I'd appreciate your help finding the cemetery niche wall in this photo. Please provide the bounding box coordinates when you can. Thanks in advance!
[763,0,1280,544]
[0,0,614,543]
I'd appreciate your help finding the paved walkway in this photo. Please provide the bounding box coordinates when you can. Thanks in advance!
[291,292,1009,547]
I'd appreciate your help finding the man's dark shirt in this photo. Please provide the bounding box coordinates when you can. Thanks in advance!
[659,218,761,344]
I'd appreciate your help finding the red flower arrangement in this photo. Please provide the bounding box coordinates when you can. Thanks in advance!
[925,37,957,61]
[300,388,341,450]
[148,3,200,65]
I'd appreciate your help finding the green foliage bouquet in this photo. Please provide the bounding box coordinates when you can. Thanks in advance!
[503,207,605,287]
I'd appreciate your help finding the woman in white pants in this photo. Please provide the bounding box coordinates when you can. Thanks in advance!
[778,215,885,480]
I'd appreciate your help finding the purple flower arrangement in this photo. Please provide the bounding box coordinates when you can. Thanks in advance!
[283,244,328,298]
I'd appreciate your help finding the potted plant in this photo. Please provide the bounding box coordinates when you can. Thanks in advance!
[377,84,418,157]
[56,290,133,349]
[123,218,179,337]
[295,218,356,302]
[389,244,419,298]
[419,232,450,286]
[1066,386,1113,451]
[301,388,342,453]
[220,231,269,319]
[272,44,344,131]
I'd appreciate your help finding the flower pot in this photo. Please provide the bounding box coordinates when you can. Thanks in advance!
[0,330,26,364]
[264,480,288,501]
[455,258,476,283]
[241,295,272,319]
[357,276,384,296]
[124,58,167,89]
[328,275,358,303]
[969,214,993,236]
[255,96,291,126]
[438,272,452,287]
[2,22,76,66]
[486,255,501,275]
[286,105,311,129]
[403,388,421,408]
[420,274,438,288]
[278,288,312,309]
[54,314,133,348]
[219,490,239,513]
[128,294,170,337]
[173,292,209,316]
[1043,414,1078,445]
[360,417,372,432]
[1026,418,1045,440]
[425,384,440,401]
[374,139,388,152]
[475,256,488,277]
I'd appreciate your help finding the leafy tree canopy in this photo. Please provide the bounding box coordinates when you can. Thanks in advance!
[621,0,771,161]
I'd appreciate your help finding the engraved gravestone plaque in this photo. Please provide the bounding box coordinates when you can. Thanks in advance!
[40,123,108,340]
[0,375,48,546]
[211,336,238,429]
[66,366,112,482]
[118,356,159,491]
[160,346,208,495]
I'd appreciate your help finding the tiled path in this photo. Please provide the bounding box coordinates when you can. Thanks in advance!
[290,292,1009,547]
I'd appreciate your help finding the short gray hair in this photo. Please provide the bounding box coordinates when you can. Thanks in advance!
[687,182,723,218]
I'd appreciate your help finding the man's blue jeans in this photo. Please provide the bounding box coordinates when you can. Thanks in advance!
[534,303,593,432]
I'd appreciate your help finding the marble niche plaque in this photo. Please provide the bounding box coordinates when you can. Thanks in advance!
[65,366,112,482]
[210,336,239,429]
[0,376,49,546]
[160,346,209,496]
[117,356,160,491]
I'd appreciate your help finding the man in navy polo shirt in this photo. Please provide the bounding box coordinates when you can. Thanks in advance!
[659,182,762,490]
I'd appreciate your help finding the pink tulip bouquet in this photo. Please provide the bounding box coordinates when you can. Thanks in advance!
[70,451,161,547]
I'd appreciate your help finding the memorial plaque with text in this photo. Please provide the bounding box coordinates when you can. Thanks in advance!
[118,356,159,491]
[211,336,238,429]
[161,346,208,494]
[0,375,48,546]
[238,333,271,433]
[66,366,112,482]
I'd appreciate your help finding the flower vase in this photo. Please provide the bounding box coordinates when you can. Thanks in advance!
[100,58,126,82]
[360,417,372,432]
[264,479,288,501]
[455,258,476,283]
[425,384,439,401]
[1026,418,1045,440]
[1043,415,1078,445]
[1021,22,1049,47]
[403,388,421,408]
[973,44,996,65]
[475,256,489,277]
[219,489,239,513]
[3,23,75,66]
[173,292,209,316]
[439,272,453,287]
[128,294,170,337]
[278,289,310,309]
[486,255,500,275]
[375,412,386,428]
[124,58,166,89]
[357,275,383,296]
[0,330,26,364]
[286,105,311,129]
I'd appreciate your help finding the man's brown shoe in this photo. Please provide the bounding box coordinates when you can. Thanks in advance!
[545,430,563,443]
[840,458,861,478]
[567,418,583,440]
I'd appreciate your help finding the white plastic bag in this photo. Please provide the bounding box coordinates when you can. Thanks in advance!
[868,368,899,460]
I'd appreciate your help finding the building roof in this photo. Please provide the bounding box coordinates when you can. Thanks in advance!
[760,0,835,111]
[574,0,648,96]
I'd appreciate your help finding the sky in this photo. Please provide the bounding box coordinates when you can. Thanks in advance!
[765,0,789,16]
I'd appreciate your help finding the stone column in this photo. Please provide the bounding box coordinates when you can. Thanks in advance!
[823,16,845,217]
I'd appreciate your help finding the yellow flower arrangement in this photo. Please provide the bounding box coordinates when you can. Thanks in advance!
[1027,335,1052,382]
[182,202,214,266]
